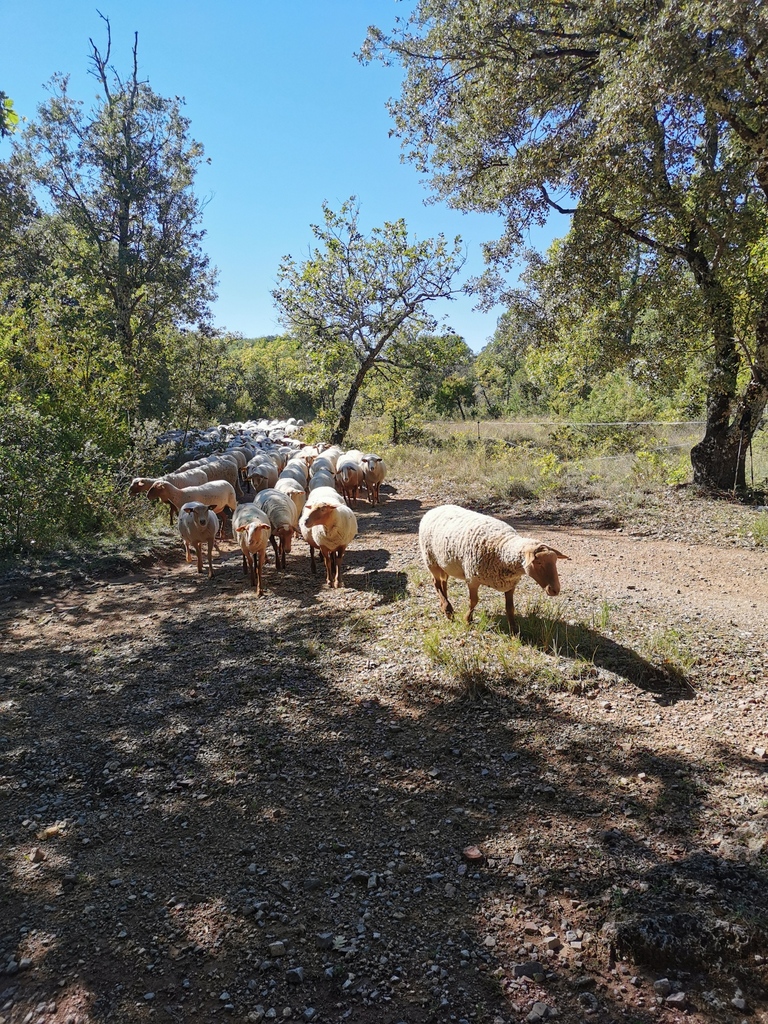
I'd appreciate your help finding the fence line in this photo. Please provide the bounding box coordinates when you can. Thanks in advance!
[470,419,706,428]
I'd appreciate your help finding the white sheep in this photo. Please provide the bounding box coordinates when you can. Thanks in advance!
[246,457,279,492]
[232,503,272,594]
[418,504,569,634]
[274,477,307,517]
[361,453,386,505]
[299,485,358,588]
[145,479,237,535]
[178,501,220,578]
[254,488,299,570]
[308,469,337,492]
[335,450,365,507]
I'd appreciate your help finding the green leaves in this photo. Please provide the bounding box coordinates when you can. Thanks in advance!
[273,197,465,441]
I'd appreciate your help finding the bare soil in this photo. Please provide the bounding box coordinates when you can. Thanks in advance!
[1,479,768,1024]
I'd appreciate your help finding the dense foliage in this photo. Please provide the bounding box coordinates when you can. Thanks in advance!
[363,0,768,488]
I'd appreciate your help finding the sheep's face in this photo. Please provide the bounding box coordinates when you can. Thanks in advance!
[181,503,211,530]
[238,522,270,550]
[303,503,332,529]
[524,545,570,596]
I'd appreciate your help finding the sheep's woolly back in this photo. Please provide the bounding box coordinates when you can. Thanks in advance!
[419,504,538,593]
[254,488,299,529]
[306,504,358,552]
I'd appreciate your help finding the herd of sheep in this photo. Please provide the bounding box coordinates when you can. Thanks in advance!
[130,437,386,593]
[129,432,568,632]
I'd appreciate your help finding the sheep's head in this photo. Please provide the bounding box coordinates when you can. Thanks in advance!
[237,522,270,549]
[180,502,212,529]
[523,544,569,596]
[303,502,333,528]
[146,482,165,501]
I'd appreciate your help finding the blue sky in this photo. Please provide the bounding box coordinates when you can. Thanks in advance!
[5,1,564,352]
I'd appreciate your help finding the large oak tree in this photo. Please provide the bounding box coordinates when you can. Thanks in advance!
[364,1,768,490]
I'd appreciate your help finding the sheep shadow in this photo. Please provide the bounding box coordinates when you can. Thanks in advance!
[509,613,696,703]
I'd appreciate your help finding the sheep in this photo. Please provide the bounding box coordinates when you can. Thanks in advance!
[232,503,272,594]
[418,504,569,634]
[145,479,237,535]
[299,485,358,588]
[254,488,299,570]
[308,469,337,492]
[335,450,365,507]
[246,456,279,492]
[200,456,244,498]
[279,458,310,487]
[361,453,386,505]
[178,501,220,578]
[275,477,307,518]
[130,467,210,524]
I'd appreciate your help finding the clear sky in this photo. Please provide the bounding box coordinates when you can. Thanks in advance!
[4,1,564,352]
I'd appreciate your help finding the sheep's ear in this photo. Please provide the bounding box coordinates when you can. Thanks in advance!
[236,525,246,533]
[208,504,218,511]
[534,544,569,561]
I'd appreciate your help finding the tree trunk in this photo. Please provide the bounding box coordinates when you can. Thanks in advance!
[331,353,377,445]
[686,250,765,490]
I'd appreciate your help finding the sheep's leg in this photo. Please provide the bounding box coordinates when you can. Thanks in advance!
[269,535,280,567]
[256,549,265,596]
[242,553,249,576]
[308,544,317,574]
[466,582,480,623]
[333,548,345,588]
[504,588,519,635]
[206,539,214,579]
[432,574,454,619]
[322,549,334,586]
[184,541,192,563]
[195,542,204,575]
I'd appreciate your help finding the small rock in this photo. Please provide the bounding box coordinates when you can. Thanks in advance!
[286,968,304,985]
[29,848,46,863]
[513,962,545,980]
[269,942,286,957]
[462,845,484,864]
[302,1010,316,1022]
[526,1002,551,1022]
[653,978,672,997]
[577,991,599,1013]
[666,992,687,1008]
[315,933,333,950]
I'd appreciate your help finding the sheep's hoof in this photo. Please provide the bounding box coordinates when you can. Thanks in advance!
[443,604,454,620]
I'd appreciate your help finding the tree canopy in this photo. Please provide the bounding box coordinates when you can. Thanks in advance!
[272,197,465,443]
[363,0,768,489]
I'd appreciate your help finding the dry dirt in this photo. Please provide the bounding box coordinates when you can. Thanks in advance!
[1,479,768,1024]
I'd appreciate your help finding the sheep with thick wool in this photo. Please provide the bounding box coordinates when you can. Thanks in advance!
[299,486,357,588]
[232,503,272,595]
[178,501,220,578]
[418,504,569,634]
[254,488,299,570]
[361,453,386,505]
[146,479,237,535]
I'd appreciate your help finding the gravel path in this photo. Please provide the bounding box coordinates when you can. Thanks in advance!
[1,480,767,1024]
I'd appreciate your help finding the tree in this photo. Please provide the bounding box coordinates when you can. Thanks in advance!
[0,92,19,138]
[20,17,216,415]
[272,198,465,444]
[364,2,768,490]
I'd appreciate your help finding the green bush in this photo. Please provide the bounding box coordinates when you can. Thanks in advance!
[0,403,165,553]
